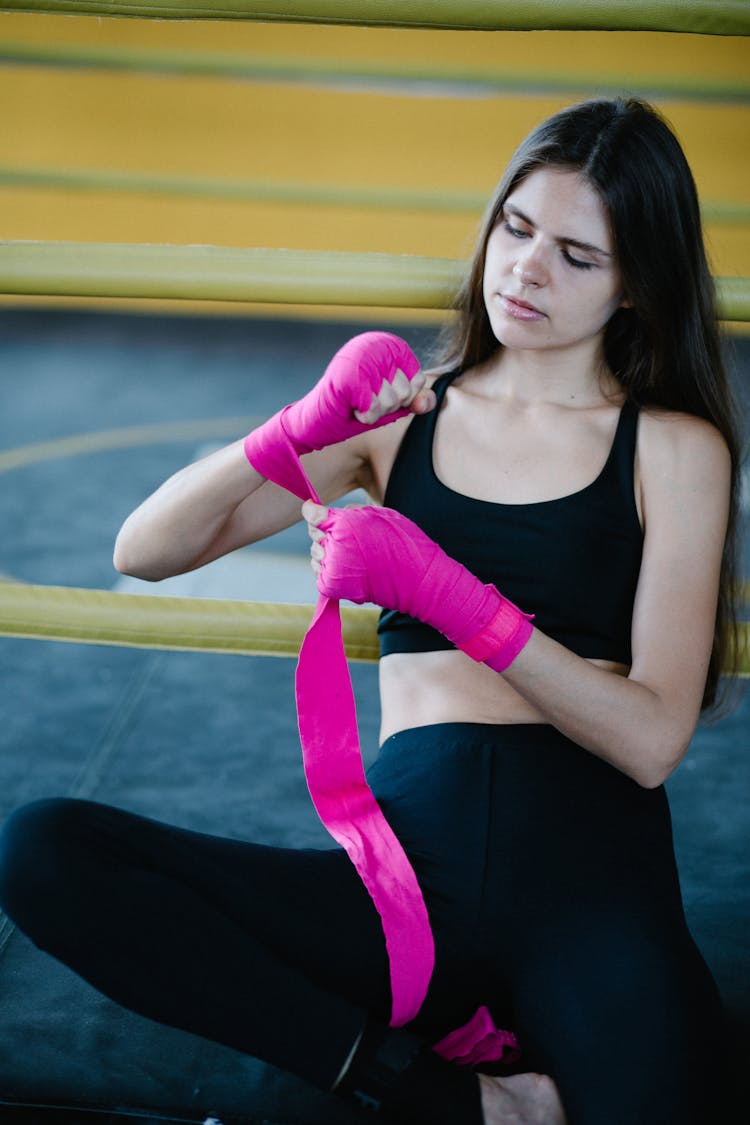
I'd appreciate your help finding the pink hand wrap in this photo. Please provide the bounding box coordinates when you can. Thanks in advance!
[243,332,421,500]
[242,332,521,1066]
[316,505,534,673]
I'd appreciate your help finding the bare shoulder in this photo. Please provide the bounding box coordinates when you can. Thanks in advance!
[637,406,731,492]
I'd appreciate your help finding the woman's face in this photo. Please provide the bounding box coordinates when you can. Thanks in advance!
[482,166,627,357]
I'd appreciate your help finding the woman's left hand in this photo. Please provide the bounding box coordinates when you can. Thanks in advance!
[303,501,329,580]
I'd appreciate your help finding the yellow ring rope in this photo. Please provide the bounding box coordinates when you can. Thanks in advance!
[1,243,748,321]
[0,582,381,662]
[0,582,746,674]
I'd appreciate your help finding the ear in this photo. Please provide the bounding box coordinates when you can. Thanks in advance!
[619,294,634,310]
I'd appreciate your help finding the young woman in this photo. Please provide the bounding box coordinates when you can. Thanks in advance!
[0,98,740,1125]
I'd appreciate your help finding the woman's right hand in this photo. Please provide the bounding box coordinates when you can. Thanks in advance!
[244,332,428,477]
[243,331,431,502]
[284,331,425,449]
[353,361,433,425]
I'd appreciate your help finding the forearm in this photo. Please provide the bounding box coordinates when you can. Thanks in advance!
[306,504,708,788]
[501,630,700,788]
[115,332,427,583]
[113,440,269,581]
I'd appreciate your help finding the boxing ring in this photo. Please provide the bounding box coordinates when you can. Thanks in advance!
[0,3,748,1124]
[0,255,748,665]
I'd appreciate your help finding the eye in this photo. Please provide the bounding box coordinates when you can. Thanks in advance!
[562,249,594,270]
[502,218,529,239]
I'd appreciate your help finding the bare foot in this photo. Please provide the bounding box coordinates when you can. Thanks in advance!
[479,1071,568,1125]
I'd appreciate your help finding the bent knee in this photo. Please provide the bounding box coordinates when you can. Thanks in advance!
[0,798,90,919]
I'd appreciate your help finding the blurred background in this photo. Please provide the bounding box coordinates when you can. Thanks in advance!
[0,9,748,1125]
[1,13,748,310]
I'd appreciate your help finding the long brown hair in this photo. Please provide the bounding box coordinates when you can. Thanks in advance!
[432,97,742,710]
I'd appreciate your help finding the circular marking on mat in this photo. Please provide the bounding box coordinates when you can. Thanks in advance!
[0,416,261,473]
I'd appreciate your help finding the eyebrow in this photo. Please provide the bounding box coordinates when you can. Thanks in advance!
[504,203,613,259]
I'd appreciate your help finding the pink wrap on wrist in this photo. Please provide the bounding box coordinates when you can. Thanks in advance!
[244,332,421,500]
[316,505,534,674]
[461,597,536,673]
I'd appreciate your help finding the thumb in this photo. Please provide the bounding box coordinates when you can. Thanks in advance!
[410,387,437,416]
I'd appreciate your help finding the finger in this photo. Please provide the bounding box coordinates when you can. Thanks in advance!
[355,385,394,425]
[372,378,401,417]
[355,404,378,425]
[310,542,325,562]
[395,367,426,407]
[354,368,423,425]
[302,500,329,527]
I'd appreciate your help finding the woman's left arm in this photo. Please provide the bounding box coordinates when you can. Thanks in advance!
[501,410,732,787]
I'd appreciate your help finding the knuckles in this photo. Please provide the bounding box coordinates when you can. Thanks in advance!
[329,332,421,419]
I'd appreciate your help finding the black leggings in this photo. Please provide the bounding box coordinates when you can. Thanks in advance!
[0,723,723,1124]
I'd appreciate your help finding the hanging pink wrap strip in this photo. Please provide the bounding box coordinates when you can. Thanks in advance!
[244,432,434,1025]
[243,332,520,1063]
[296,594,435,1026]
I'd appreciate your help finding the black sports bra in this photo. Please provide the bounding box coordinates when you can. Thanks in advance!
[378,371,643,664]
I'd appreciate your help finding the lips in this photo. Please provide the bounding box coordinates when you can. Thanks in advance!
[498,294,546,321]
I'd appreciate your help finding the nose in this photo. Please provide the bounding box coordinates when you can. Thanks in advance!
[513,241,549,288]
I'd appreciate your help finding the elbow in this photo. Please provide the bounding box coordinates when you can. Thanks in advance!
[631,736,691,790]
[112,540,131,577]
[113,519,143,579]
[635,766,674,790]
[112,536,162,583]
[617,688,697,788]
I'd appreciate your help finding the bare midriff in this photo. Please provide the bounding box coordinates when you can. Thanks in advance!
[378,650,629,744]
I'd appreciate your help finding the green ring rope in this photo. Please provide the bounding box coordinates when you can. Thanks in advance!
[0,1,748,36]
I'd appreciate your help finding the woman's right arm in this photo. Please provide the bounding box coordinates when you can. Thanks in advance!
[113,437,363,582]
[114,331,432,583]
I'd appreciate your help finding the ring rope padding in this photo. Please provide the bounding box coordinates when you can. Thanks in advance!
[0,582,382,661]
[0,2,748,37]
[1,243,748,321]
[0,582,746,674]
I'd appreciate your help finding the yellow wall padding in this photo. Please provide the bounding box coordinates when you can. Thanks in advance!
[1,171,747,227]
[1,2,748,36]
[0,582,381,661]
[0,42,746,101]
[1,242,748,320]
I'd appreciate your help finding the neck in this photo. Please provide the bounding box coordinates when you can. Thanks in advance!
[482,342,619,408]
